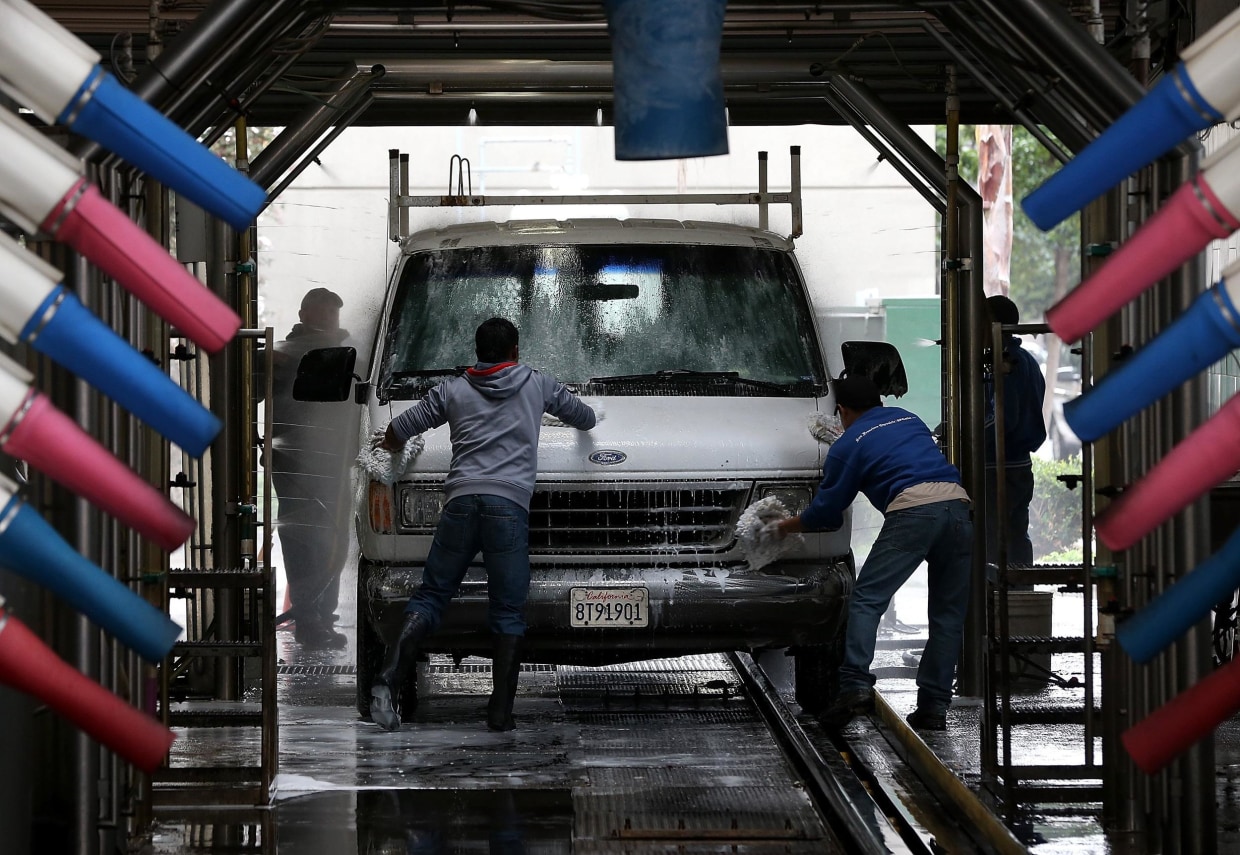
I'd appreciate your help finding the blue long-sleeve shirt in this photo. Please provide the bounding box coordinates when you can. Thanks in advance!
[985,336,1048,467]
[799,405,964,531]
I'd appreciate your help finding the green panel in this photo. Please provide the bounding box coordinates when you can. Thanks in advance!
[881,297,942,430]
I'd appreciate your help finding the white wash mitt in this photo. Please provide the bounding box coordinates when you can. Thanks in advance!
[357,431,425,485]
[542,397,607,428]
[808,411,844,445]
[735,496,804,571]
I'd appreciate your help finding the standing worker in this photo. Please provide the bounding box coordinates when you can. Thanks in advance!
[769,375,972,731]
[984,295,1047,569]
[270,287,357,650]
[370,317,597,732]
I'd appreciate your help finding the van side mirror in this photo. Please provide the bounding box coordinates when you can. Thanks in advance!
[840,341,909,398]
[293,346,357,402]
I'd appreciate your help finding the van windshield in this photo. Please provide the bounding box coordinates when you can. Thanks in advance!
[382,242,828,398]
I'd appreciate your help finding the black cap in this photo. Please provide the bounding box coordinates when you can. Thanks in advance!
[301,287,343,311]
[834,375,882,411]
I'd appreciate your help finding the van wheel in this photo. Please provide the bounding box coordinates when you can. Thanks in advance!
[793,636,844,715]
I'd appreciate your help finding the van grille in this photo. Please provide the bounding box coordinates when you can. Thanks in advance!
[528,486,749,552]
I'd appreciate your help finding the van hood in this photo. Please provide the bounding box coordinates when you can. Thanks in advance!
[384,396,828,478]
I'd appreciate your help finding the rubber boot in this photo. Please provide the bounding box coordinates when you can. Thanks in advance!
[370,612,431,732]
[487,633,523,732]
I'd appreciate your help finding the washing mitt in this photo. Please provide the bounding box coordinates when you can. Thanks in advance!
[808,411,844,445]
[357,431,424,485]
[735,495,804,571]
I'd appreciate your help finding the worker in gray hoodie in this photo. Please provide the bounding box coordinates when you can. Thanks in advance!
[370,317,597,732]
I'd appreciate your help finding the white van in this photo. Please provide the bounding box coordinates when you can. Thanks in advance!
[294,154,908,720]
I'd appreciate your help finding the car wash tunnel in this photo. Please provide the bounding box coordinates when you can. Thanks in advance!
[8,0,1240,852]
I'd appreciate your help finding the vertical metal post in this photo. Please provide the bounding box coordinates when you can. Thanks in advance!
[389,148,401,241]
[758,150,769,231]
[399,153,410,239]
[790,146,803,239]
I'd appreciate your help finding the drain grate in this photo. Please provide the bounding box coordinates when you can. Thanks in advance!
[277,664,356,676]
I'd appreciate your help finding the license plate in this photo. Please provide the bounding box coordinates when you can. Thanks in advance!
[570,587,649,628]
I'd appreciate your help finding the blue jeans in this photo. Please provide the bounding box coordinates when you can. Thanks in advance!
[839,499,973,712]
[403,494,531,636]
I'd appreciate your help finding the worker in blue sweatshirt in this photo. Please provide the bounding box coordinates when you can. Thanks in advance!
[369,317,597,733]
[770,374,972,731]
[984,295,1047,569]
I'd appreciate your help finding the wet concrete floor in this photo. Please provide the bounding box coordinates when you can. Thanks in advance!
[143,572,1240,854]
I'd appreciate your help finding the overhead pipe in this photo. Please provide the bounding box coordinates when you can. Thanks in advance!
[929,4,1093,155]
[965,0,1146,129]
[249,66,385,191]
[70,0,287,163]
[265,93,377,203]
[917,19,1070,163]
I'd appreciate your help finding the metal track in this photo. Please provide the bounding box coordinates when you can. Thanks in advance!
[728,652,936,854]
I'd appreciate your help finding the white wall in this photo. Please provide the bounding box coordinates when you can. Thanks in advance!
[255,124,939,353]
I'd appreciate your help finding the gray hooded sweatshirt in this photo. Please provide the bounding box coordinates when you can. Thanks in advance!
[387,361,596,510]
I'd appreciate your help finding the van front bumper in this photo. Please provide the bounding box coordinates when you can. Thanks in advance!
[359,558,854,666]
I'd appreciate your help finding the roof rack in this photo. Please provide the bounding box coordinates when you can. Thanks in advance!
[387,146,802,243]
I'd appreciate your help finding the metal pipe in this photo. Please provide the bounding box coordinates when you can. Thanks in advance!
[261,92,379,202]
[918,21,1070,163]
[249,66,383,190]
[818,88,945,212]
[965,0,1145,127]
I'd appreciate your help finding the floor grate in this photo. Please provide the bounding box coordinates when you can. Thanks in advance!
[277,664,356,676]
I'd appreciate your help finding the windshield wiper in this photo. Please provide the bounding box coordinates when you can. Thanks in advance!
[587,370,820,394]
[389,366,470,379]
[588,369,739,385]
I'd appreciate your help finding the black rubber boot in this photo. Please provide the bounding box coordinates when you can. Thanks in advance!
[487,633,523,732]
[370,612,431,732]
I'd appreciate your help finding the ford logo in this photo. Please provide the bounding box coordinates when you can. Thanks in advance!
[589,450,627,466]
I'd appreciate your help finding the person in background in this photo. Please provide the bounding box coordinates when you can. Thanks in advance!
[270,287,357,649]
[769,374,972,731]
[370,317,596,732]
[984,295,1047,569]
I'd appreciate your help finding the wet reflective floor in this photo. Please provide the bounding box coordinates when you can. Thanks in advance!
[142,581,1240,854]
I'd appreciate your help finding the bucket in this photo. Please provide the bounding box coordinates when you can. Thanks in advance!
[993,590,1053,687]
[604,0,729,160]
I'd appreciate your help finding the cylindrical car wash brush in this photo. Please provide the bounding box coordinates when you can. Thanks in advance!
[0,354,195,552]
[1094,393,1240,553]
[0,473,182,662]
[0,231,220,457]
[1116,524,1240,664]
[1123,652,1240,775]
[0,0,265,231]
[0,108,241,354]
[1046,132,1240,345]
[0,595,175,772]
[1023,4,1240,231]
[1064,261,1240,443]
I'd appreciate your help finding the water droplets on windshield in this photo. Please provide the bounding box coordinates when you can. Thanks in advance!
[383,242,826,396]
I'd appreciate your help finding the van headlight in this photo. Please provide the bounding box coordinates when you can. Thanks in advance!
[399,487,446,531]
[756,484,814,516]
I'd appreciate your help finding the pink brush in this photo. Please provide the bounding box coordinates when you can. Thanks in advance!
[0,599,175,772]
[0,358,194,551]
[1095,394,1240,552]
[0,109,240,353]
[1048,172,1240,344]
